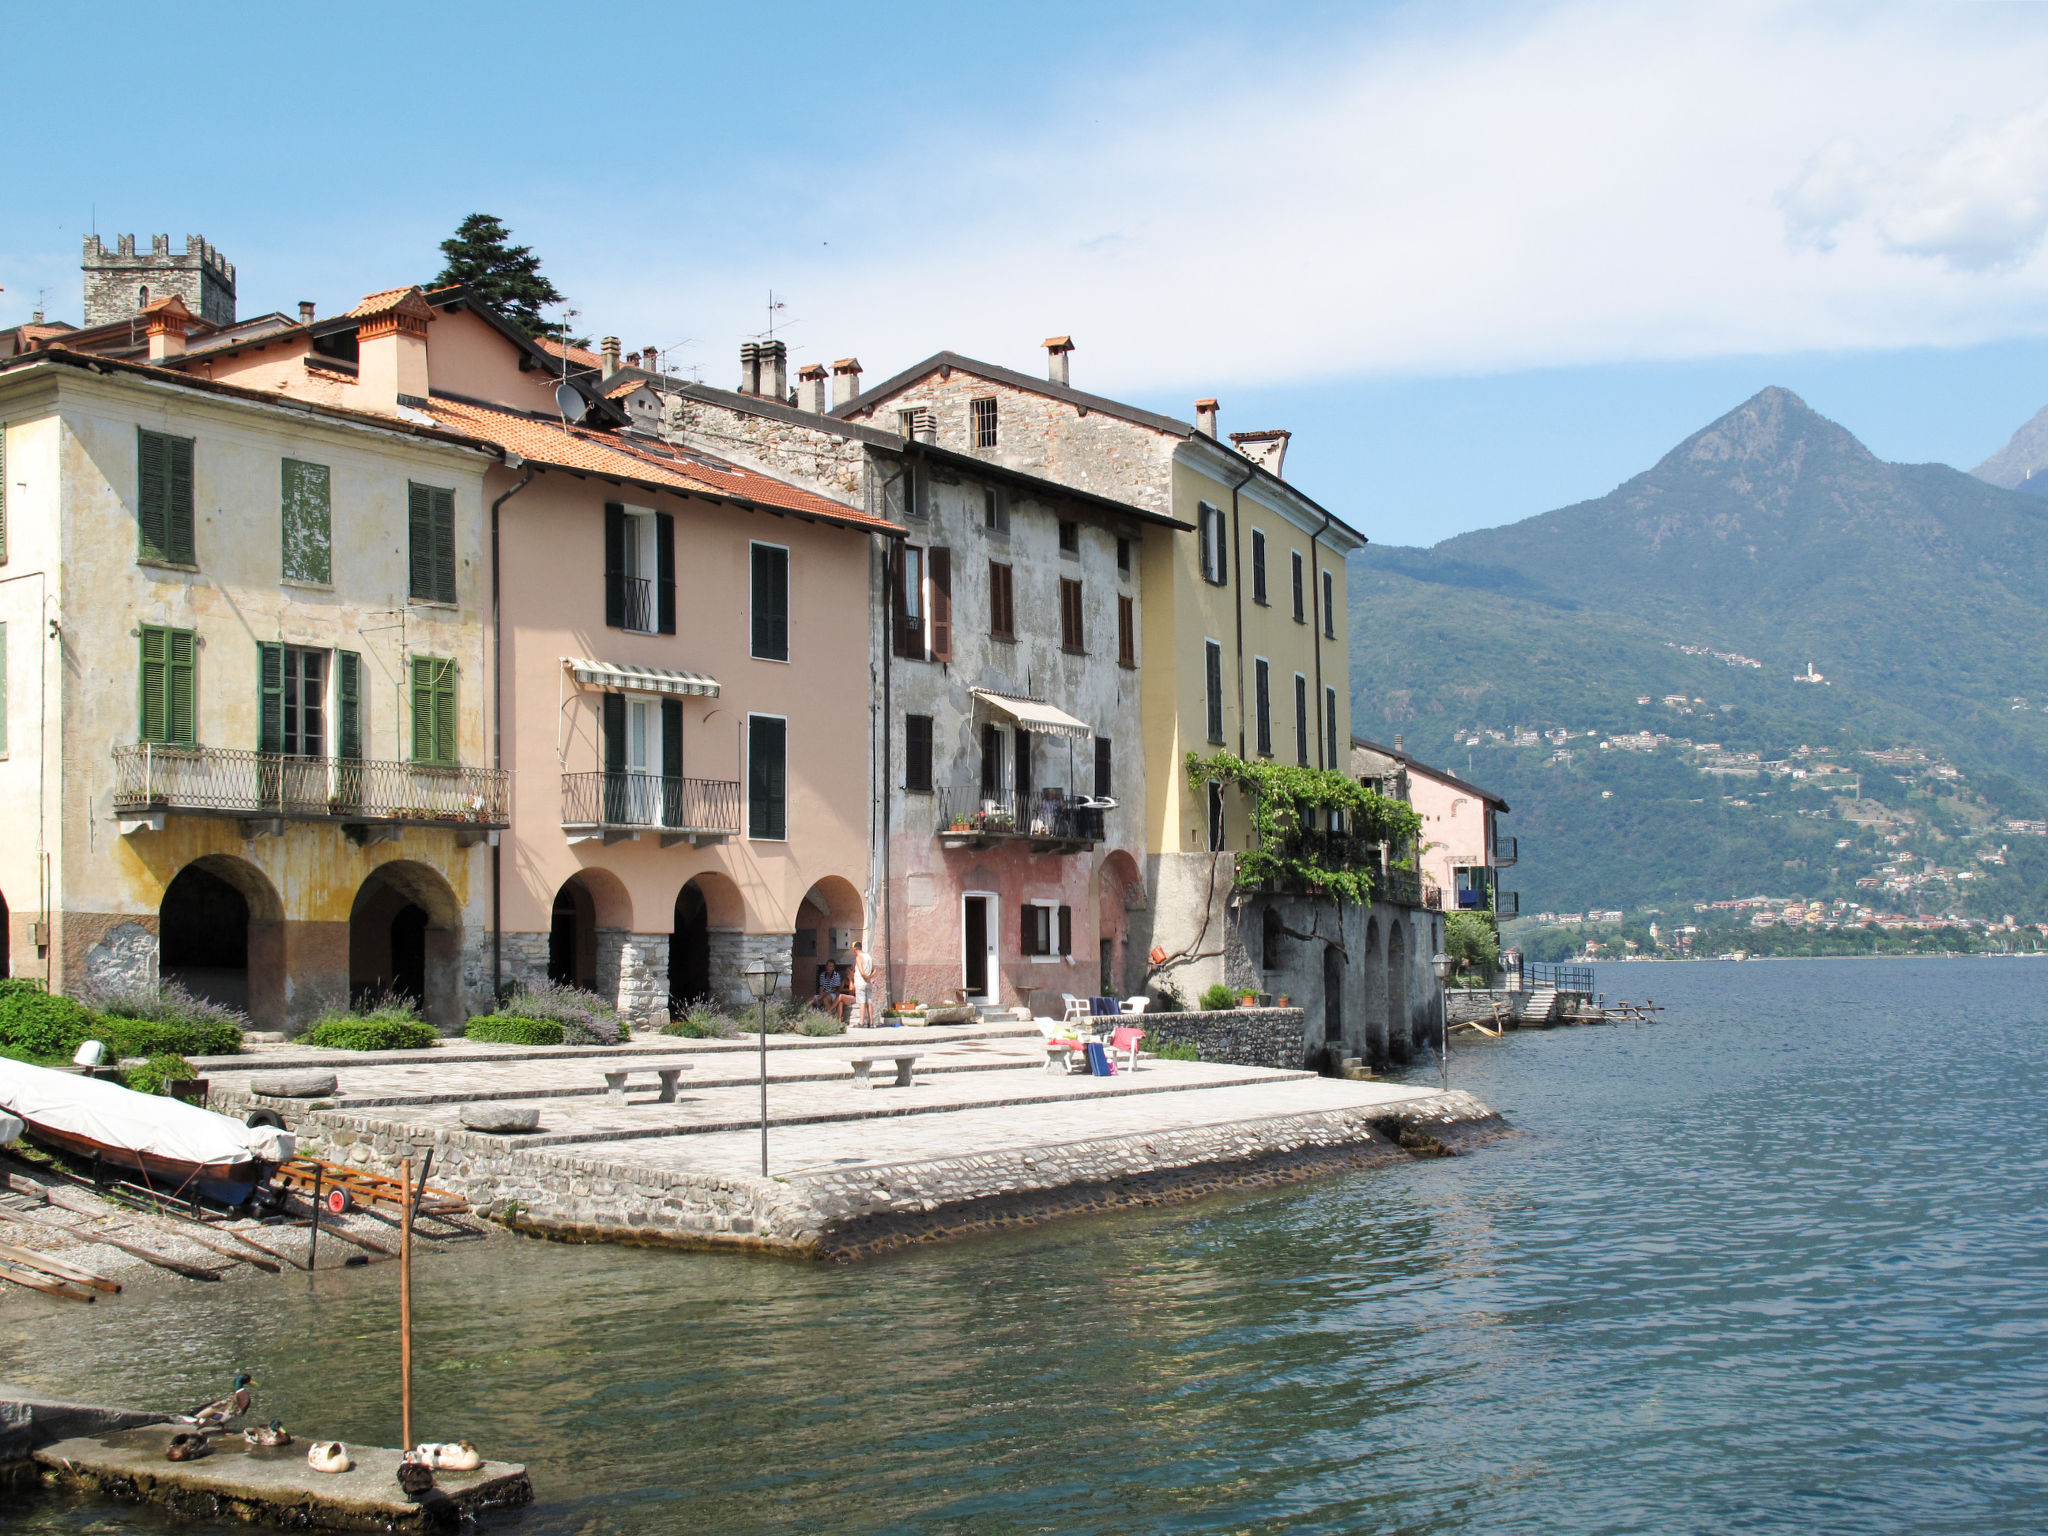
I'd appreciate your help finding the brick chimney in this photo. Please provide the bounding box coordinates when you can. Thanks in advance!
[831,357,863,410]
[797,362,828,414]
[739,340,761,395]
[601,336,621,379]
[759,339,788,400]
[1229,428,1290,479]
[141,294,194,362]
[351,287,434,409]
[1195,398,1219,438]
[1044,335,1074,386]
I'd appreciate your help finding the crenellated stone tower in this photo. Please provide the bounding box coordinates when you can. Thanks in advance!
[81,233,236,328]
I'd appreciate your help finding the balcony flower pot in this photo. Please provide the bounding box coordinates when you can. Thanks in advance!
[1239,993,1257,1008]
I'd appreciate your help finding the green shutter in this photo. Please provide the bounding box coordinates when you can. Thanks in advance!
[139,627,165,741]
[431,487,455,603]
[140,625,195,744]
[435,661,456,764]
[167,629,195,744]
[257,643,284,753]
[411,656,455,765]
[336,650,362,760]
[407,484,432,599]
[282,460,332,584]
[138,430,168,559]
[168,435,194,565]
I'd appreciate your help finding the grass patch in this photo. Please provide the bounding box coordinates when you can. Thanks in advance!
[1148,1038,1201,1062]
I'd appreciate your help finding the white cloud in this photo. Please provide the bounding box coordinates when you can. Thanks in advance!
[584,1,2048,394]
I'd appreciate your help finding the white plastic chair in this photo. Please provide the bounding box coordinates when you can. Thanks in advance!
[1061,993,1090,1023]
[1120,997,1150,1015]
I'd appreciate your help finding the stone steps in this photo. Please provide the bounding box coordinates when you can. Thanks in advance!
[1518,986,1559,1025]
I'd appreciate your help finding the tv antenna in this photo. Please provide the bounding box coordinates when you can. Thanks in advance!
[752,290,798,342]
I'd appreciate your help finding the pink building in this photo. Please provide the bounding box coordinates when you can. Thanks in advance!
[1350,735,1515,917]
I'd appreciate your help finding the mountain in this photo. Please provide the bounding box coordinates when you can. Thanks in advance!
[1350,388,2048,925]
[1974,402,2048,495]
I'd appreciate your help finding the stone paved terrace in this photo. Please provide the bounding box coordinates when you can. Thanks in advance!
[193,1024,1505,1259]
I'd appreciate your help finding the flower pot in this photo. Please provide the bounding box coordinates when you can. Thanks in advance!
[1239,994,1257,1008]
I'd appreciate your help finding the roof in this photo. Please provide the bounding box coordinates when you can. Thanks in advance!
[1350,733,1510,812]
[537,336,604,370]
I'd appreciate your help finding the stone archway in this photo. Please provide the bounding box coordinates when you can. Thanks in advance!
[350,862,464,1030]
[1362,915,1388,1068]
[160,855,285,1027]
[1386,918,1411,1062]
[1093,850,1143,998]
[671,871,745,1008]
[793,876,864,1004]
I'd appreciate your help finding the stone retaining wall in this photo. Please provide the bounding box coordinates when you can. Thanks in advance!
[1138,1008,1310,1071]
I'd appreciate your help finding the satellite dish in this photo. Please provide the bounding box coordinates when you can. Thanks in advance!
[555,382,587,425]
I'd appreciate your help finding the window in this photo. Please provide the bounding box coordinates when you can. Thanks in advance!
[748,714,787,839]
[1197,503,1227,585]
[1207,781,1225,851]
[1204,639,1224,744]
[337,651,362,761]
[1251,529,1268,605]
[1254,658,1272,756]
[897,408,919,439]
[259,645,327,756]
[138,625,196,745]
[1059,577,1085,652]
[1322,568,1336,638]
[410,656,457,765]
[751,542,790,659]
[1094,735,1112,798]
[904,714,933,792]
[970,396,998,448]
[928,548,952,662]
[1020,901,1072,959]
[281,459,331,584]
[1116,536,1130,576]
[1015,727,1033,800]
[893,545,925,659]
[1325,685,1339,769]
[408,482,456,604]
[1117,594,1136,668]
[988,561,1016,640]
[606,504,673,634]
[1295,673,1309,766]
[1291,550,1305,623]
[1058,520,1079,555]
[983,486,1009,534]
[980,722,1004,795]
[138,428,195,565]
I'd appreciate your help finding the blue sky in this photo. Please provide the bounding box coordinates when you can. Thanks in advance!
[7,1,2048,547]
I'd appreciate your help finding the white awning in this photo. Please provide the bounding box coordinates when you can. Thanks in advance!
[566,658,720,698]
[971,688,1092,740]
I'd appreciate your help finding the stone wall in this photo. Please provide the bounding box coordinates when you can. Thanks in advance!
[614,933,670,1024]
[1139,1007,1310,1070]
[81,234,236,328]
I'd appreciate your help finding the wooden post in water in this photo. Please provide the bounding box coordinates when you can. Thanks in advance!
[398,1155,414,1452]
[307,1166,323,1271]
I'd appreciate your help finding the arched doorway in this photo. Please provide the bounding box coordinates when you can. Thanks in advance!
[1094,850,1143,999]
[1361,916,1388,1069]
[794,876,864,1005]
[668,871,743,1009]
[1386,919,1410,1061]
[350,862,463,1029]
[549,879,597,991]
[1322,943,1344,1048]
[160,856,284,1026]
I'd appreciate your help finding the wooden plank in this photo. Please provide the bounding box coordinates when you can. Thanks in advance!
[0,1257,96,1302]
[45,1189,278,1275]
[0,1236,121,1293]
[0,1209,223,1282]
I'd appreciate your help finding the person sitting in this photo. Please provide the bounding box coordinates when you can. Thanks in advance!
[813,959,846,1015]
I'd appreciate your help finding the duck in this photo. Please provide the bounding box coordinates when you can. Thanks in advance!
[415,1441,482,1472]
[395,1452,436,1499]
[306,1441,352,1475]
[243,1419,293,1448]
[181,1371,255,1431]
[164,1432,212,1462]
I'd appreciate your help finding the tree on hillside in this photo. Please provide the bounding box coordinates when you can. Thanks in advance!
[432,214,586,345]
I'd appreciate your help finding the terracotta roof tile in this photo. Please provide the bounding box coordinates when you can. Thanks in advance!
[347,286,421,318]
[536,337,604,369]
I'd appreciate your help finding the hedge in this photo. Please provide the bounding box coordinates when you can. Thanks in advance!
[298,1015,439,1052]
[463,1015,565,1046]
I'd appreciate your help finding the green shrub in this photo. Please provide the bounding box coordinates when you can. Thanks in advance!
[299,1008,438,1052]
[794,1010,847,1037]
[497,979,622,1045]
[121,1054,197,1096]
[92,1015,243,1059]
[1150,983,1185,1014]
[1149,1038,1201,1062]
[75,980,244,1056]
[1198,983,1240,1012]
[464,1014,564,1045]
[0,983,97,1059]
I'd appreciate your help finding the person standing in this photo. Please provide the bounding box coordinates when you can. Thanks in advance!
[852,940,877,1028]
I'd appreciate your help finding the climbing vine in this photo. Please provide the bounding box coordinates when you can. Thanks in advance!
[1185,751,1424,904]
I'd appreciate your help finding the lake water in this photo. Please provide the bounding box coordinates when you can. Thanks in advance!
[5,957,2046,1534]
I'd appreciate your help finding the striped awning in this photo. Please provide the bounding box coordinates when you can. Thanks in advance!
[971,688,1091,740]
[565,658,720,698]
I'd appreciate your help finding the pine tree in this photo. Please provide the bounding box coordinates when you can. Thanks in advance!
[432,214,584,344]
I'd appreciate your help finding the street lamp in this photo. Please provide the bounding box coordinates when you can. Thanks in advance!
[744,960,783,1175]
[1430,950,1454,1092]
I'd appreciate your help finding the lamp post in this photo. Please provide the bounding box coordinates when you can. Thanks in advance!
[745,960,782,1176]
[1430,950,1453,1092]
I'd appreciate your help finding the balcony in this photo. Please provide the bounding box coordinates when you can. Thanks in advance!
[609,575,656,633]
[1494,835,1518,868]
[936,785,1105,853]
[561,771,740,847]
[113,744,508,842]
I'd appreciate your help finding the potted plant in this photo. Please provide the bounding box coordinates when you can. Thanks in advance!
[1239,992,1257,1008]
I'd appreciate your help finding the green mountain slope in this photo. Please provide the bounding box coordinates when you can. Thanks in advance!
[1351,388,2048,924]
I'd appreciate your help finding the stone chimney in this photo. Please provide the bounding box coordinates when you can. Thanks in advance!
[797,363,828,414]
[907,407,937,443]
[831,357,863,410]
[759,339,788,401]
[298,300,316,326]
[643,344,659,375]
[142,294,194,362]
[601,336,621,379]
[1195,398,1219,438]
[351,286,434,410]
[1044,335,1074,386]
[739,340,761,395]
[1229,428,1290,479]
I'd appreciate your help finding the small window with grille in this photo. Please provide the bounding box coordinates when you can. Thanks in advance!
[970,396,998,449]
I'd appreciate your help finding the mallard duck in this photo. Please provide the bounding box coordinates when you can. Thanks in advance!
[165,1432,212,1462]
[415,1441,482,1471]
[181,1371,254,1430]
[306,1441,352,1474]
[243,1419,293,1448]
[395,1452,436,1499]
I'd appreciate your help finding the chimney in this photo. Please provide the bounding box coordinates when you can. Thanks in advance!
[298,300,316,326]
[1228,428,1291,479]
[759,338,788,401]
[831,357,863,410]
[797,362,828,413]
[1394,734,1404,753]
[1043,334,1074,386]
[626,350,641,371]
[352,286,434,409]
[1195,398,1219,438]
[643,344,659,375]
[908,407,937,443]
[739,340,761,395]
[601,336,621,379]
[143,294,194,362]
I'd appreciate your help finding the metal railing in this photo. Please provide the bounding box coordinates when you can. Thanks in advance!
[113,744,508,826]
[1377,867,1423,907]
[1528,961,1593,993]
[1494,835,1518,867]
[560,771,740,834]
[937,785,1103,845]
[609,575,656,632]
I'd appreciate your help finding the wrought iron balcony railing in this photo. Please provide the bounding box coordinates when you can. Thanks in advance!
[936,785,1104,849]
[1494,834,1518,868]
[113,744,508,828]
[1377,867,1424,907]
[560,771,741,843]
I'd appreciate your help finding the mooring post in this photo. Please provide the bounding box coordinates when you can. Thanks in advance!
[307,1165,323,1271]
[399,1155,414,1451]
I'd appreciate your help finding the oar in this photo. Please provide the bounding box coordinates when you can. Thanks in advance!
[0,1237,120,1293]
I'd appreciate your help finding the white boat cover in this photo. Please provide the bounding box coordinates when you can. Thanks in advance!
[0,1057,292,1169]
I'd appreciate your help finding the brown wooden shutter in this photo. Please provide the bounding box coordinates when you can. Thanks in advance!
[928,548,951,661]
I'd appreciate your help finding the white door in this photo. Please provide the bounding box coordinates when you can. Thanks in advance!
[963,891,998,1002]
[627,698,659,823]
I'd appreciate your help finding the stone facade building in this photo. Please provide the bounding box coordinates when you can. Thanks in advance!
[82,234,236,329]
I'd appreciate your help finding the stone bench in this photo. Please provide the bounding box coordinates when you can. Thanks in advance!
[847,1054,921,1090]
[600,1063,693,1103]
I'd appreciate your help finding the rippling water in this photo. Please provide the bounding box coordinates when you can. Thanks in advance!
[5,957,2046,1534]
